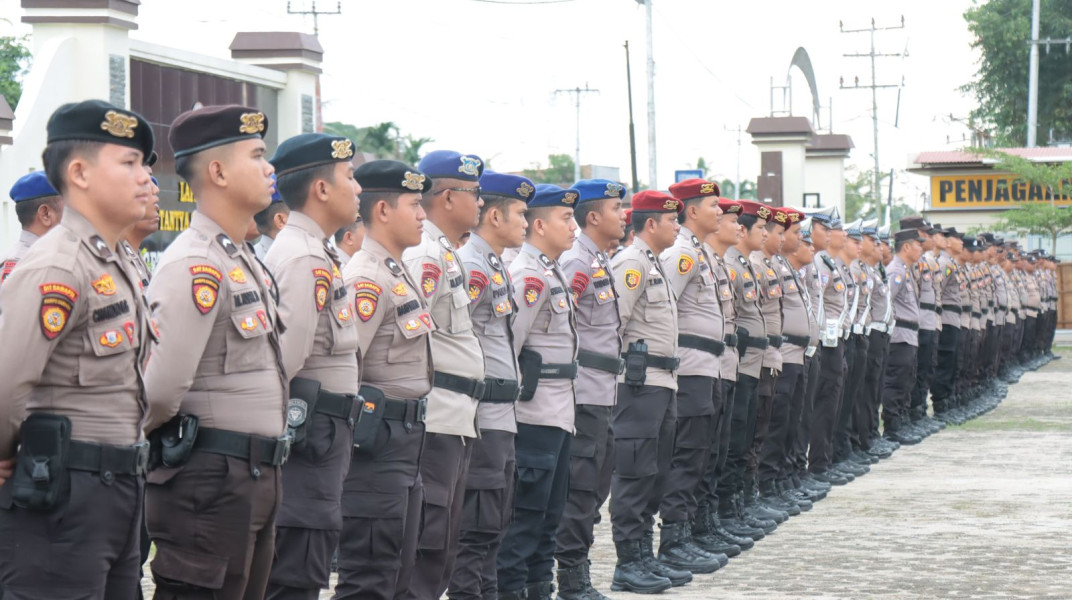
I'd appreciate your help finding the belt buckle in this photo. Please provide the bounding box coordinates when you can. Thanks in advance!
[416,398,428,423]
[274,435,291,466]
[473,379,487,401]
[133,441,150,475]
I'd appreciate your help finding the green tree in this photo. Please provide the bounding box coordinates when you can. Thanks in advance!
[321,121,434,163]
[844,167,887,221]
[963,0,1072,145]
[717,178,756,199]
[401,135,434,165]
[0,36,31,109]
[696,157,709,177]
[522,154,575,185]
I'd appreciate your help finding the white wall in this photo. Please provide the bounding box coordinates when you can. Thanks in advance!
[804,154,847,216]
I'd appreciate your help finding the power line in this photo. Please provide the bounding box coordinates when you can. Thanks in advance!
[286,1,340,36]
[554,84,600,182]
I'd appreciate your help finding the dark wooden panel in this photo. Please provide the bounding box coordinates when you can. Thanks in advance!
[758,151,783,206]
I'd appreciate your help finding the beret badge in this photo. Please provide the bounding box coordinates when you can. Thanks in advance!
[518,182,535,199]
[100,111,138,139]
[458,156,482,177]
[239,112,266,135]
[757,206,772,220]
[699,182,716,195]
[402,171,427,191]
[605,182,624,198]
[331,139,354,159]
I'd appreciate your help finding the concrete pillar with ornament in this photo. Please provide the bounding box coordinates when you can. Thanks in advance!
[229,32,322,140]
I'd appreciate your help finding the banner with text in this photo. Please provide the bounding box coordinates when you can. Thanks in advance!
[930,173,1072,209]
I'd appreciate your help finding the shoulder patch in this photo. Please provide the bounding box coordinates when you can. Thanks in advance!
[422,262,441,298]
[469,269,489,301]
[570,271,591,300]
[354,281,382,322]
[678,255,694,275]
[0,259,16,282]
[821,254,836,270]
[624,269,642,290]
[39,282,78,340]
[189,266,221,315]
[189,264,223,281]
[313,268,332,311]
[523,276,546,307]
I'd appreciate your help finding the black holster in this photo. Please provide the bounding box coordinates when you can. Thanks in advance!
[352,385,384,450]
[287,377,322,448]
[12,413,72,511]
[518,348,543,402]
[623,339,649,388]
[148,414,200,470]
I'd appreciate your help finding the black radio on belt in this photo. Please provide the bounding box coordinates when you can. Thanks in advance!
[148,413,200,470]
[623,339,648,388]
[11,413,72,511]
[287,377,322,448]
[517,348,544,402]
[353,385,385,450]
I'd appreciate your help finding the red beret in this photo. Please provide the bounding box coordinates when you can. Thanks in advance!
[668,178,720,202]
[717,197,741,215]
[631,190,683,213]
[782,207,806,224]
[737,200,772,221]
[770,207,791,229]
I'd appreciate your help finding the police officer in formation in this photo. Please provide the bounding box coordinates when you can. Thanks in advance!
[0,102,1063,600]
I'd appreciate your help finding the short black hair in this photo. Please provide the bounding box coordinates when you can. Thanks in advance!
[41,139,104,194]
[174,153,197,186]
[676,197,704,224]
[358,191,401,229]
[574,198,607,228]
[479,193,519,226]
[15,197,61,227]
[738,214,759,231]
[276,163,337,211]
[253,202,290,234]
[631,210,660,233]
[334,219,361,243]
[895,238,913,252]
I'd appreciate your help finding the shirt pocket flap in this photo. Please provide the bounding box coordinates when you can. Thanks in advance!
[230,311,271,339]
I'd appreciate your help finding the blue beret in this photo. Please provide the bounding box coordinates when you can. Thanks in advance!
[528,184,579,208]
[10,171,59,203]
[571,179,625,203]
[270,174,282,202]
[150,176,158,187]
[479,171,535,202]
[418,150,484,182]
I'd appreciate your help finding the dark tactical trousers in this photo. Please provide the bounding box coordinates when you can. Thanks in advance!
[697,379,733,510]
[881,342,918,432]
[931,326,961,413]
[609,384,676,542]
[497,424,571,594]
[983,323,1001,379]
[659,376,716,523]
[746,369,777,490]
[448,430,516,600]
[808,344,845,474]
[335,401,426,600]
[862,331,890,447]
[790,355,820,476]
[148,452,280,600]
[266,409,356,600]
[846,334,871,453]
[955,328,975,401]
[555,404,614,568]
[910,329,939,419]
[716,374,758,498]
[835,334,868,460]
[403,433,474,600]
[1,471,142,600]
[759,362,805,484]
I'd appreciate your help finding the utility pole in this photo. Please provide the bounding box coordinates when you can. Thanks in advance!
[840,16,905,227]
[1027,0,1041,147]
[624,41,640,194]
[724,124,743,199]
[555,84,600,183]
[286,1,341,133]
[636,0,657,189]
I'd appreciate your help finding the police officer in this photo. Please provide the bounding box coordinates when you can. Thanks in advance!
[260,132,361,599]
[881,229,925,444]
[400,150,487,600]
[901,216,941,437]
[832,220,871,475]
[336,160,434,600]
[932,226,964,423]
[144,105,285,599]
[554,178,627,600]
[497,184,579,600]
[120,170,161,292]
[859,221,895,460]
[0,99,154,598]
[608,190,686,594]
[253,193,290,260]
[655,179,729,574]
[0,171,64,286]
[333,216,364,265]
[449,171,532,600]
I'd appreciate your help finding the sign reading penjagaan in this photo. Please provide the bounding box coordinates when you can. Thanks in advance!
[931,173,1072,209]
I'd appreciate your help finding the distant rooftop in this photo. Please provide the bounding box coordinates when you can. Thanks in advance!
[913,147,1072,166]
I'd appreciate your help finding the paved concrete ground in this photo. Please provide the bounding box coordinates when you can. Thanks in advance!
[144,349,1072,599]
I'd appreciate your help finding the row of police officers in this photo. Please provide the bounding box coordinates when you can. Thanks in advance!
[0,99,1060,600]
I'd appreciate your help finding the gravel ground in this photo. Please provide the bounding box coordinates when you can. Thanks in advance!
[143,350,1072,599]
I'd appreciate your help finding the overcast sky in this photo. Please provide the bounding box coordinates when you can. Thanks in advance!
[4,0,989,209]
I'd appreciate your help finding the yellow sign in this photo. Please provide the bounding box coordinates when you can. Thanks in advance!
[160,209,191,232]
[179,181,196,203]
[930,173,1072,209]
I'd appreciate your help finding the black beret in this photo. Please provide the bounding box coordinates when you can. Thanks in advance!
[170,104,268,159]
[354,160,431,193]
[894,228,925,244]
[46,99,154,158]
[899,215,929,230]
[270,133,355,176]
[145,150,158,167]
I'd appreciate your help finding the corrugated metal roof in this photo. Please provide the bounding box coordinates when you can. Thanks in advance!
[914,147,1072,165]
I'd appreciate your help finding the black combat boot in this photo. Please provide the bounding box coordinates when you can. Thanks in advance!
[525,581,554,600]
[717,493,766,540]
[747,482,794,520]
[641,530,692,586]
[611,540,672,594]
[656,521,723,574]
[691,505,743,557]
[499,587,529,600]
[556,562,610,600]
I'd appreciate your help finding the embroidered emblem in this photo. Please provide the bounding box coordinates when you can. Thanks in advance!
[402,171,426,191]
[100,110,138,138]
[678,255,694,275]
[419,313,434,329]
[458,156,482,176]
[558,297,568,309]
[663,199,679,211]
[563,192,578,205]
[337,304,353,322]
[239,112,266,134]
[189,265,222,315]
[757,206,772,220]
[743,271,752,280]
[0,259,15,282]
[123,321,136,342]
[469,270,489,301]
[240,316,258,331]
[313,268,332,311]
[331,139,354,159]
[92,274,117,296]
[39,282,77,340]
[354,281,382,322]
[495,300,510,314]
[729,269,738,282]
[99,330,123,348]
[835,282,845,292]
[404,318,421,331]
[624,269,641,290]
[392,283,408,296]
[523,276,545,307]
[518,182,535,199]
[229,267,247,283]
[592,268,607,278]
[570,271,591,301]
[699,182,717,195]
[606,182,624,197]
[257,309,270,329]
[422,263,441,297]
[491,272,504,285]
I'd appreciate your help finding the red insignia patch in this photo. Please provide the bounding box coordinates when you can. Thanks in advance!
[0,259,16,283]
[523,276,545,307]
[469,270,489,301]
[422,263,441,298]
[257,309,269,329]
[419,313,434,329]
[122,321,136,341]
[39,282,79,340]
[313,268,332,312]
[354,281,382,322]
[570,271,591,300]
[189,265,222,315]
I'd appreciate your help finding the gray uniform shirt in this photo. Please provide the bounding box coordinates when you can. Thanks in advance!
[561,232,622,406]
[662,226,723,379]
[815,251,846,346]
[937,250,962,328]
[914,256,939,331]
[867,262,892,332]
[750,250,783,371]
[777,254,812,365]
[724,245,764,379]
[459,232,519,433]
[613,237,679,389]
[888,256,920,346]
[850,259,872,334]
[836,257,859,339]
[0,229,40,287]
[708,245,739,383]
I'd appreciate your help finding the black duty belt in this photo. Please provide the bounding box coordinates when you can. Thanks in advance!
[723,333,739,348]
[434,371,486,400]
[971,311,982,318]
[541,361,579,379]
[941,304,962,315]
[481,378,521,403]
[68,440,150,477]
[577,350,626,374]
[678,334,725,357]
[317,390,358,420]
[920,302,937,312]
[766,335,783,348]
[644,353,681,371]
[998,305,1009,311]
[782,333,811,347]
[1011,308,1020,315]
[194,427,291,466]
[895,319,919,331]
[737,328,769,350]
